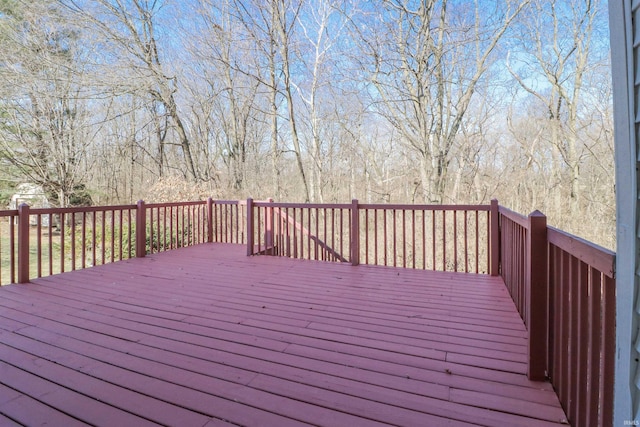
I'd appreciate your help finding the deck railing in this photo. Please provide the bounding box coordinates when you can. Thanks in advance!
[358,202,498,272]
[1,198,501,281]
[26,204,138,279]
[547,227,615,427]
[210,199,247,244]
[144,201,209,254]
[247,199,500,274]
[249,200,351,262]
[497,206,616,427]
[2,199,247,285]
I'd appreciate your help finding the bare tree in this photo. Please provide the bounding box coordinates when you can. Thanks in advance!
[272,0,311,201]
[356,0,527,203]
[291,0,350,202]
[64,0,200,181]
[507,0,603,213]
[0,0,94,207]
[184,0,265,191]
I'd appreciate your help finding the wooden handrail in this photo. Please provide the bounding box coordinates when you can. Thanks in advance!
[548,226,615,278]
[248,201,349,262]
[498,205,529,227]
[249,199,495,272]
[498,206,616,427]
[29,204,137,214]
[144,200,207,209]
[4,199,239,284]
[273,206,348,263]
[360,203,491,211]
[254,201,350,209]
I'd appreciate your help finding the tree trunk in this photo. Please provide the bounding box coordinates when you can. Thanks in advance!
[275,1,310,202]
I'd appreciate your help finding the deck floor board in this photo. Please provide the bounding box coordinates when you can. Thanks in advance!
[0,243,567,426]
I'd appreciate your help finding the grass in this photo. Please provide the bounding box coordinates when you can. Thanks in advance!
[0,224,136,285]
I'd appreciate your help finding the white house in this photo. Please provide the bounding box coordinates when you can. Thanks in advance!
[609,1,640,424]
[9,183,50,226]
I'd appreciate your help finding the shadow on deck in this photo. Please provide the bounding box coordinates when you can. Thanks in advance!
[0,243,567,426]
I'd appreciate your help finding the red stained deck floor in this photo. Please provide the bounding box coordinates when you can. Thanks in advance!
[0,244,567,426]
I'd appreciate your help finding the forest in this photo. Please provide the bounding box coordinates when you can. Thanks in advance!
[0,0,614,249]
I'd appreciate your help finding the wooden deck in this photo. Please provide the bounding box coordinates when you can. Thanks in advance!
[0,243,567,426]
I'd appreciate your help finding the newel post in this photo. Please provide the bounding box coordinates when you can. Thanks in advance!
[17,203,30,283]
[207,197,213,243]
[265,198,274,251]
[246,198,254,256]
[136,200,146,258]
[350,199,360,266]
[489,199,500,276]
[527,210,548,381]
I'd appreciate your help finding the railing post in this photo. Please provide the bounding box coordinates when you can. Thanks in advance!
[265,198,273,253]
[17,203,30,284]
[246,198,254,256]
[207,197,213,243]
[490,199,499,276]
[136,200,146,258]
[350,199,360,266]
[527,210,548,381]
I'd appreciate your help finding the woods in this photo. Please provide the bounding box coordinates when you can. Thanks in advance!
[0,0,614,248]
